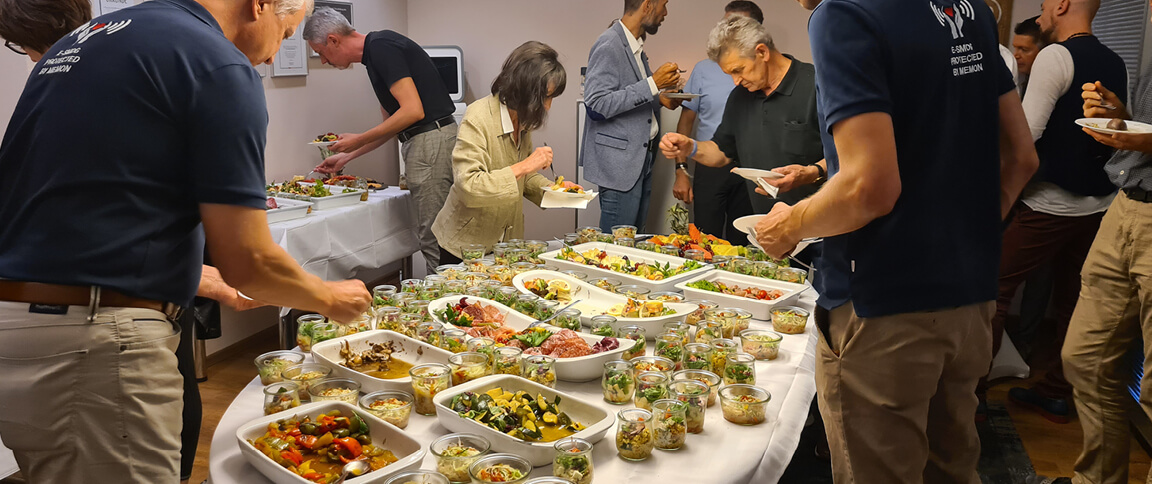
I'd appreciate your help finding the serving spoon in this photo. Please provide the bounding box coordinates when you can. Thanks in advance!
[529,299,584,328]
[333,459,372,484]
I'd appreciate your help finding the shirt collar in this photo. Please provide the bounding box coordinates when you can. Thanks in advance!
[499,100,515,136]
[619,20,644,55]
[772,54,800,97]
[158,0,224,33]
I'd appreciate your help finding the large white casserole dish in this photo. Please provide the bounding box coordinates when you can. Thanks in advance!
[433,375,613,466]
[235,401,425,484]
[538,242,713,292]
[265,197,313,224]
[312,330,453,394]
[675,270,809,320]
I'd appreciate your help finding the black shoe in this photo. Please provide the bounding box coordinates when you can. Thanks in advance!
[1009,387,1071,424]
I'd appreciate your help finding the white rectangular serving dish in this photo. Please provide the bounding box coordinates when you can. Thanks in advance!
[539,242,714,292]
[236,401,425,484]
[428,296,634,382]
[270,182,368,210]
[675,270,810,320]
[433,375,613,466]
[266,197,313,224]
[312,330,453,394]
[512,270,698,338]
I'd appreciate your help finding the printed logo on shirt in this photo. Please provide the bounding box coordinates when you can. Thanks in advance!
[70,19,133,45]
[930,0,976,40]
[36,19,132,77]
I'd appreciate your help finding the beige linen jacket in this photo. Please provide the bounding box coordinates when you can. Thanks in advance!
[432,94,551,258]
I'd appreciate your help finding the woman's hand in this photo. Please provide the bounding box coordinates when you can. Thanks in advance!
[511,147,553,178]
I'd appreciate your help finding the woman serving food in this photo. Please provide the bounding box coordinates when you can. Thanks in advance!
[432,41,572,263]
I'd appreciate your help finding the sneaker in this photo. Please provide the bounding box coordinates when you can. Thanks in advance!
[1009,387,1072,424]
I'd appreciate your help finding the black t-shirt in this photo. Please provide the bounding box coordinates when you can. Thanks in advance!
[711,55,823,210]
[361,30,455,127]
[0,0,268,305]
[810,0,1015,317]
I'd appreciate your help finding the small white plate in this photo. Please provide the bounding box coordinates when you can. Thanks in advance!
[1075,118,1152,135]
[664,92,701,100]
[308,141,337,147]
[733,214,763,235]
[730,167,785,182]
[747,231,821,255]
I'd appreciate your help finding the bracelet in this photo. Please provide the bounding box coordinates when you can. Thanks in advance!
[688,139,698,159]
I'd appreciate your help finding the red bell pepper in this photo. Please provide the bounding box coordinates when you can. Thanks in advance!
[297,435,318,450]
[334,437,363,461]
[280,448,304,466]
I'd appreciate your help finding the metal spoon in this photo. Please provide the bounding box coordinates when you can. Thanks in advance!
[530,299,584,327]
[333,459,372,484]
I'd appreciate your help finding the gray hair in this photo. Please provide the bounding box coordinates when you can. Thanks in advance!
[275,0,314,17]
[303,6,353,43]
[706,15,775,63]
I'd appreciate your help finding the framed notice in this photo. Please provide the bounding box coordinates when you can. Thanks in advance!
[311,1,354,57]
[97,0,136,15]
[272,17,308,77]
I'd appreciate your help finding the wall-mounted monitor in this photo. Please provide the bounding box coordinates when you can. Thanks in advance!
[422,46,464,104]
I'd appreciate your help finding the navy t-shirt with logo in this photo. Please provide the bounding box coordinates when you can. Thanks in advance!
[809,0,1015,317]
[0,0,268,305]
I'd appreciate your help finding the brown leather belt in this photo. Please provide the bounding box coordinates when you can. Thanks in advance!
[0,280,183,320]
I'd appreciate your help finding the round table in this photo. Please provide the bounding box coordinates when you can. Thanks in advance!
[208,293,820,484]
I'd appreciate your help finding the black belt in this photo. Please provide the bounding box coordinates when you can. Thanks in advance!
[1124,187,1152,203]
[398,116,455,143]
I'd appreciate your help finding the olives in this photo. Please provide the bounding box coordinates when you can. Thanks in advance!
[333,428,351,438]
[1107,118,1128,131]
[299,422,318,435]
[355,434,372,446]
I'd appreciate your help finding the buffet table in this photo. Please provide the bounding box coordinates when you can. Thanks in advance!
[207,292,819,484]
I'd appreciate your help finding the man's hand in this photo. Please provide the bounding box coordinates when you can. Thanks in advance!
[673,170,693,203]
[512,147,553,178]
[660,132,694,159]
[1082,128,1152,153]
[653,62,681,91]
[764,165,821,194]
[198,265,268,311]
[754,202,802,259]
[332,132,369,153]
[1082,82,1129,119]
[315,152,353,174]
[659,92,683,110]
[323,279,372,324]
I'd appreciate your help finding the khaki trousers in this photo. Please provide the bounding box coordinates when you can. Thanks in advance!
[1063,192,1152,484]
[816,300,994,484]
[402,123,458,274]
[0,302,183,483]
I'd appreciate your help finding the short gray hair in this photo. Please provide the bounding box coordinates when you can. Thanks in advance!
[275,0,313,17]
[706,15,774,63]
[303,6,353,43]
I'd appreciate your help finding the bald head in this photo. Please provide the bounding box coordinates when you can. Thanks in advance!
[1036,0,1100,43]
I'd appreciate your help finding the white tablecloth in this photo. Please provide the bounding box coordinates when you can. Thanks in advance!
[0,436,15,479]
[208,292,819,484]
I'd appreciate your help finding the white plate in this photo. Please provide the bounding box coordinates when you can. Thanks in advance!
[433,375,613,466]
[730,167,785,182]
[265,197,312,224]
[236,401,425,484]
[312,330,453,394]
[512,270,699,338]
[663,92,701,100]
[540,188,599,209]
[427,296,635,382]
[1076,118,1152,135]
[747,231,820,256]
[540,242,714,292]
[676,270,809,320]
[732,214,763,235]
[308,141,337,147]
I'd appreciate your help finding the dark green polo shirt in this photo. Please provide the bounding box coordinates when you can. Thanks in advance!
[712,54,824,211]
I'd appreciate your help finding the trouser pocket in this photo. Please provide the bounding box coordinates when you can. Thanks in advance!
[0,348,89,452]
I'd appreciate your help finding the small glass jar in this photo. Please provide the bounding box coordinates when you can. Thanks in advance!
[481,280,504,300]
[712,308,739,338]
[281,363,331,401]
[510,261,537,276]
[496,286,520,306]
[694,319,724,344]
[670,379,709,433]
[418,322,445,347]
[709,338,739,375]
[752,260,778,279]
[431,433,491,484]
[684,300,719,326]
[262,381,301,415]
[490,265,514,286]
[682,343,713,371]
[425,274,450,290]
[576,226,601,244]
[635,241,658,252]
[295,314,332,352]
[614,285,650,318]
[505,238,525,248]
[254,350,305,385]
[521,354,557,388]
[662,320,690,345]
[462,272,488,288]
[436,265,468,281]
[730,308,753,336]
[372,284,398,308]
[493,244,512,266]
[587,277,622,292]
[711,255,731,269]
[554,308,582,332]
[448,352,491,386]
[535,300,559,321]
[683,249,707,262]
[611,224,638,240]
[406,299,431,318]
[400,278,424,293]
[506,248,530,265]
[595,233,616,244]
[553,438,594,484]
[308,377,361,404]
[441,329,470,353]
[726,257,750,275]
[385,471,451,484]
[723,352,757,385]
[616,408,654,461]
[654,332,684,370]
[651,399,687,451]
[375,306,403,332]
[631,355,674,376]
[465,285,486,298]
[469,453,532,484]
[526,240,549,262]
[493,346,522,376]
[620,325,647,360]
[774,266,809,284]
[741,329,783,360]
[470,259,495,274]
[648,291,685,303]
[660,246,682,257]
[561,270,588,281]
[411,363,451,416]
[634,371,669,411]
[419,284,442,301]
[461,244,486,262]
[392,292,415,309]
[720,384,771,426]
[589,315,617,337]
[614,237,635,248]
[673,369,722,407]
[771,306,810,334]
[745,246,766,262]
[335,312,374,335]
[400,313,423,337]
[444,280,467,295]
[466,337,498,368]
[563,233,581,247]
[360,391,413,429]
[602,360,635,405]
[514,294,539,317]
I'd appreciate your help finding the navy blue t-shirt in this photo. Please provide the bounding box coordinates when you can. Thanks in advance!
[0,0,268,305]
[809,0,1015,317]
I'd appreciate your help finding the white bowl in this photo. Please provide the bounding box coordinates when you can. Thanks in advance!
[675,270,810,320]
[428,296,635,382]
[433,375,613,466]
[539,242,714,292]
[235,401,426,484]
[512,270,698,338]
[312,330,453,393]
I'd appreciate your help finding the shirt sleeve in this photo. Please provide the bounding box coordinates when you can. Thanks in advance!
[186,64,268,208]
[808,1,892,133]
[711,91,739,164]
[1021,44,1074,141]
[368,38,412,88]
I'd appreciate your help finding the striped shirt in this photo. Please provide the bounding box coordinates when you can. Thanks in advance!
[1106,73,1152,191]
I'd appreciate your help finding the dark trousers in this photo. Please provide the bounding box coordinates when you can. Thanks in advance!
[175,306,202,480]
[439,245,464,265]
[987,204,1104,399]
[692,164,754,240]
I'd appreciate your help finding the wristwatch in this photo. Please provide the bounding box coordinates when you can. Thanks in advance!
[676,163,689,172]
[812,163,827,184]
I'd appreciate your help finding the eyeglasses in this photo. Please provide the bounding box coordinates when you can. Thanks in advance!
[5,41,26,56]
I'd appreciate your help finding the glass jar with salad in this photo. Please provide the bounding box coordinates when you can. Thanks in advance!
[400,278,424,293]
[595,233,616,244]
[296,315,336,352]
[410,363,451,416]
[682,343,713,371]
[670,379,709,433]
[744,246,766,262]
[752,261,778,279]
[281,364,332,402]
[576,226,602,244]
[673,369,722,407]
[635,240,658,252]
[684,300,719,326]
[441,329,470,354]
[634,371,670,410]
[554,308,582,333]
[418,322,444,348]
[588,277,622,292]
[359,391,413,429]
[660,246,681,257]
[630,355,674,376]
[480,280,503,300]
[492,346,522,376]
[492,243,513,265]
[254,350,305,385]
[510,261,537,276]
[526,240,549,262]
[462,272,488,288]
[662,321,690,345]
[506,249,531,265]
[535,300,559,321]
[553,438,593,484]
[563,233,581,247]
[521,354,557,388]
[611,224,637,240]
[723,352,757,385]
[466,337,498,369]
[709,338,739,376]
[307,378,361,404]
[468,453,532,484]
[720,384,771,426]
[448,352,490,386]
[494,286,518,306]
[426,274,449,291]
[262,381,301,415]
[648,291,685,303]
[400,313,423,337]
[694,319,724,344]
[712,308,739,338]
[385,470,451,484]
[774,266,808,284]
[590,315,617,337]
[513,295,539,317]
[651,399,687,451]
[405,299,430,317]
[420,285,442,302]
[741,329,783,360]
[613,285,650,308]
[725,257,750,275]
[444,280,467,295]
[491,265,515,286]
[436,265,468,280]
[614,237,635,247]
[375,306,403,332]
[461,244,486,262]
[602,360,635,405]
[616,408,654,461]
[654,332,684,370]
[771,306,810,334]
[619,325,647,360]
[561,270,588,281]
[373,284,398,308]
[393,292,415,310]
[430,433,491,484]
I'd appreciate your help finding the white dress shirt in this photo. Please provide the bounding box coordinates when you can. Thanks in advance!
[620,20,660,140]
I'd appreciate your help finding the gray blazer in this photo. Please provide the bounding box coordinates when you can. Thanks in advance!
[580,21,661,192]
